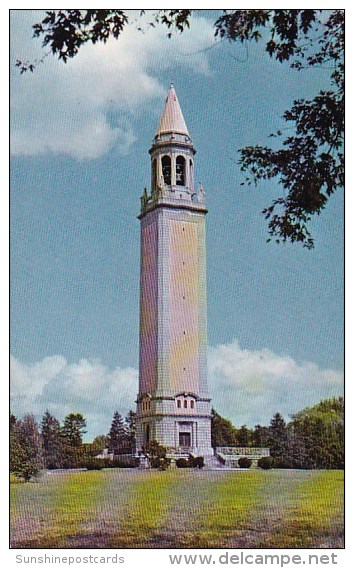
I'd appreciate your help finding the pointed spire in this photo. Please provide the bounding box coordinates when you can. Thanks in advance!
[156,85,189,137]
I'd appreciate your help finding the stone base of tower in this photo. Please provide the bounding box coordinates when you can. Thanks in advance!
[136,414,214,458]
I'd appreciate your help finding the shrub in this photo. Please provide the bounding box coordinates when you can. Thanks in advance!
[186,455,205,468]
[150,456,171,470]
[194,456,205,469]
[272,457,292,469]
[84,458,104,470]
[238,457,252,469]
[109,456,140,468]
[258,457,273,470]
[176,458,189,468]
[144,441,170,470]
[158,457,171,470]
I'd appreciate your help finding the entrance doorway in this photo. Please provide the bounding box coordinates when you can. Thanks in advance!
[179,432,191,448]
[144,423,150,445]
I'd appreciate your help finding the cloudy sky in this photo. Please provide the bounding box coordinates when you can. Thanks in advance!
[10,10,344,439]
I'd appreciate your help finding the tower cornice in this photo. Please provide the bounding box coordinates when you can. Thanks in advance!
[138,200,208,220]
[149,140,196,156]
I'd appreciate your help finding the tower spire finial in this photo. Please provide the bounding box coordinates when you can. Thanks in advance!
[156,84,189,137]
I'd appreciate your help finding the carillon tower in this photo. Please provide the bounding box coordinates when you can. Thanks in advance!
[136,85,213,457]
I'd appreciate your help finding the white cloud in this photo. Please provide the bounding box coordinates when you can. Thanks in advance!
[10,339,343,439]
[208,340,343,427]
[10,354,138,439]
[10,11,215,160]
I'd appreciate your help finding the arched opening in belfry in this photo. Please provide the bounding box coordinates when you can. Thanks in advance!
[162,155,171,185]
[176,155,185,186]
[152,158,157,190]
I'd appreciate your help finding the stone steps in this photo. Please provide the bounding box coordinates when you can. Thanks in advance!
[203,455,226,469]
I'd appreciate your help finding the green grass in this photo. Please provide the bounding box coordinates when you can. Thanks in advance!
[11,470,107,548]
[260,470,344,548]
[180,471,269,548]
[39,470,107,548]
[10,468,344,549]
[108,470,184,547]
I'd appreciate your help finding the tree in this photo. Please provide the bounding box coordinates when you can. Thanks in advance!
[253,424,269,447]
[10,412,17,430]
[15,10,191,71]
[125,410,136,454]
[289,397,344,469]
[211,408,238,448]
[287,420,307,469]
[107,411,129,455]
[90,435,109,456]
[41,410,63,469]
[16,10,343,248]
[61,413,87,446]
[61,413,87,468]
[236,424,252,447]
[10,424,26,476]
[215,10,344,249]
[10,413,21,474]
[10,414,44,481]
[268,412,290,466]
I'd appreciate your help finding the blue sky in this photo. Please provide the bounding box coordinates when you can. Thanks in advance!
[10,10,344,439]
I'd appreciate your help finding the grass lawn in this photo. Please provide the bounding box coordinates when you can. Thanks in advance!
[10,468,344,549]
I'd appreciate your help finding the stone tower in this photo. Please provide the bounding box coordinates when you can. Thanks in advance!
[136,85,213,457]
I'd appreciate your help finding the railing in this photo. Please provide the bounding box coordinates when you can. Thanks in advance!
[215,447,270,467]
[165,447,197,459]
[140,185,206,215]
[216,447,270,457]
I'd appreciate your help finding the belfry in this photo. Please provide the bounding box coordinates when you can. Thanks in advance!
[136,85,213,458]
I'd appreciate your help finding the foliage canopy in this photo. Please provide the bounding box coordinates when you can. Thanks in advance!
[16,9,344,248]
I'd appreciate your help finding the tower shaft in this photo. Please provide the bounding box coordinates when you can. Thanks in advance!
[136,86,212,456]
